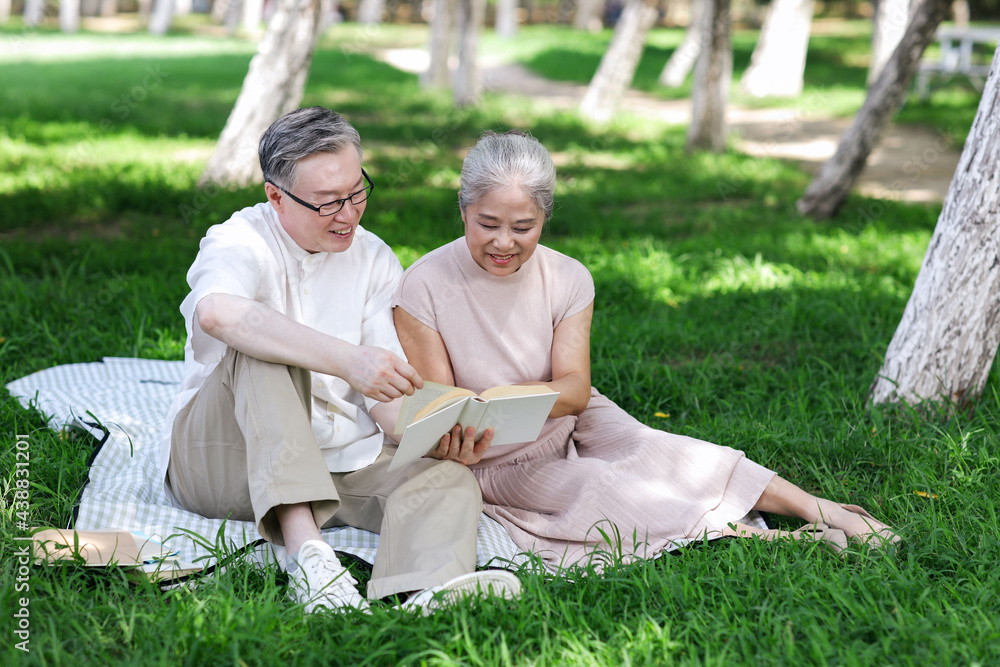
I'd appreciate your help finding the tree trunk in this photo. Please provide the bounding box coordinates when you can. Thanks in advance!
[579,0,658,121]
[211,0,229,23]
[0,0,11,25]
[137,0,153,20]
[685,0,730,152]
[870,45,1000,408]
[454,0,486,106]
[951,0,968,26]
[148,0,174,34]
[23,0,45,25]
[495,0,518,37]
[199,0,324,188]
[242,0,265,32]
[60,0,81,32]
[422,0,456,88]
[740,0,813,98]
[573,0,602,30]
[100,0,118,17]
[659,0,705,87]
[796,0,950,219]
[357,0,383,23]
[868,0,912,85]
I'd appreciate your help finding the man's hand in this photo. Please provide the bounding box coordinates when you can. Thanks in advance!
[429,425,493,466]
[343,345,424,402]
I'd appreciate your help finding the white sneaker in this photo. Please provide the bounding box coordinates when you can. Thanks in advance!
[402,570,521,615]
[287,540,370,613]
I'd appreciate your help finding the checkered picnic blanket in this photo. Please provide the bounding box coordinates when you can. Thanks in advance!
[6,358,529,578]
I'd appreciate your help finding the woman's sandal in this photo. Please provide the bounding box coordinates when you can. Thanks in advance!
[840,504,901,549]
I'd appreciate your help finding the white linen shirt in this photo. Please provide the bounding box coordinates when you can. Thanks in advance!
[160,201,405,481]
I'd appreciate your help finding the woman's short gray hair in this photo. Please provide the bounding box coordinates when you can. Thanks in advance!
[459,130,556,220]
[259,106,364,190]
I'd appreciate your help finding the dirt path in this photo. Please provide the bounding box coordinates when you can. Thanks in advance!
[378,49,961,205]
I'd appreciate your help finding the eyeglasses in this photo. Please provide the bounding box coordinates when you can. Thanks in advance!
[269,169,374,216]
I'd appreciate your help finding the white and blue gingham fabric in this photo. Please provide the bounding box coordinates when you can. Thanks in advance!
[6,358,529,578]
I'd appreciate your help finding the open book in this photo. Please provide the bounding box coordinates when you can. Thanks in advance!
[388,381,559,471]
[30,528,203,583]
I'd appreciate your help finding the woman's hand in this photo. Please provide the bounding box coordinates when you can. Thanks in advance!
[428,425,493,466]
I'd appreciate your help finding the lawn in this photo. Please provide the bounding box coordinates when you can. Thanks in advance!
[2,19,999,666]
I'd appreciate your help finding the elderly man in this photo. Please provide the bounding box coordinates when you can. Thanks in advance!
[163,106,518,612]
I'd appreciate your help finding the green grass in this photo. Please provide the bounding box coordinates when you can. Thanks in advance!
[479,20,982,145]
[2,23,1000,666]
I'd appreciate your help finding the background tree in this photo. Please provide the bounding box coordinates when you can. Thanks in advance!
[740,0,814,98]
[61,0,81,32]
[659,0,705,87]
[496,0,519,37]
[242,0,265,32]
[453,0,486,106]
[149,0,174,34]
[796,0,951,219]
[199,0,324,187]
[868,0,912,85]
[23,0,45,25]
[357,0,384,23]
[870,46,1000,408]
[0,0,10,24]
[686,0,731,152]
[579,0,658,120]
[422,0,455,88]
[573,0,603,30]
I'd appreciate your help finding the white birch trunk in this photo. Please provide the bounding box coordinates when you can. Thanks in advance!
[137,0,153,20]
[796,0,950,219]
[573,0,602,30]
[495,0,518,37]
[23,0,45,25]
[870,45,1000,407]
[0,0,11,24]
[422,0,456,89]
[211,0,229,22]
[222,0,242,33]
[242,0,264,32]
[740,0,814,98]
[60,0,81,32]
[454,0,486,106]
[685,0,731,152]
[148,0,174,34]
[357,0,383,23]
[951,0,969,26]
[659,0,705,87]
[868,0,912,86]
[579,0,658,121]
[199,0,324,187]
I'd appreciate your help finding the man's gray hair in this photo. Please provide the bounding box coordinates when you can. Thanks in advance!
[459,130,556,221]
[259,106,364,190]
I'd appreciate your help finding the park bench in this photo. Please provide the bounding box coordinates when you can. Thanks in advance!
[916,25,1000,99]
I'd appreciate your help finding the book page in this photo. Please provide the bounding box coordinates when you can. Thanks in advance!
[479,384,556,400]
[389,398,470,470]
[475,392,560,445]
[394,381,477,435]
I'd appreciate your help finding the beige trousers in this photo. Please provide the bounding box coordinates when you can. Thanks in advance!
[166,347,481,599]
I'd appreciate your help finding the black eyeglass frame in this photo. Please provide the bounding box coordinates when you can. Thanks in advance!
[268,168,374,217]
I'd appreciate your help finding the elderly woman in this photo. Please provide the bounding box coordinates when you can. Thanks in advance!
[392,130,898,568]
